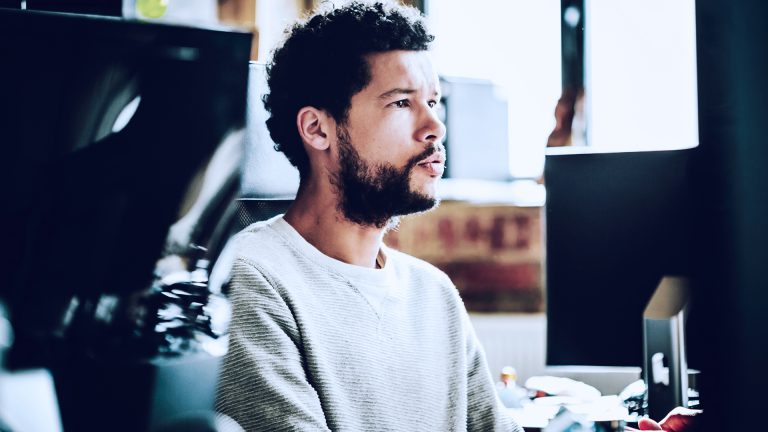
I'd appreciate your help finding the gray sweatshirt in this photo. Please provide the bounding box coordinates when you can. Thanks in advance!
[215,216,523,432]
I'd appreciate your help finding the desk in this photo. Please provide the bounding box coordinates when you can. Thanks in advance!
[508,396,629,432]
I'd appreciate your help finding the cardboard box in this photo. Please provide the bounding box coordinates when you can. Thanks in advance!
[385,201,544,312]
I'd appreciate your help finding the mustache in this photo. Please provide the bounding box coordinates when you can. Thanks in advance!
[405,143,446,170]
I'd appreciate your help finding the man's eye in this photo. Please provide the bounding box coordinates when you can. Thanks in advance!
[392,99,410,108]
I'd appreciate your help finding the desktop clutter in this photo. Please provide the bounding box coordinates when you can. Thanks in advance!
[495,366,651,432]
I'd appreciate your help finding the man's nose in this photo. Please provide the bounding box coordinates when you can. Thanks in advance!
[417,105,446,144]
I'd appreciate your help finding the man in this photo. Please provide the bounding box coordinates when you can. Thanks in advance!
[214,1,699,431]
[214,1,522,430]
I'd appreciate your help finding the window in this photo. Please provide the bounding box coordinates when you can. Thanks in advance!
[427,0,699,176]
[427,0,562,178]
[585,0,698,151]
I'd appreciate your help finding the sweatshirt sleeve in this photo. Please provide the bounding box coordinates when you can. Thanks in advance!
[215,258,331,432]
[463,310,525,432]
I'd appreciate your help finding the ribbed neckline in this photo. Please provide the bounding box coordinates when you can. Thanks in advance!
[268,215,394,287]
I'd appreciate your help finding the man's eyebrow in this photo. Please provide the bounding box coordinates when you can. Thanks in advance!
[378,88,441,99]
[378,88,416,99]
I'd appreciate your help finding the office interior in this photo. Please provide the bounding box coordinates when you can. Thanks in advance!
[1,0,766,430]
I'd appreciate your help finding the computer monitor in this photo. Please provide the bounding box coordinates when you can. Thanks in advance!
[0,8,251,366]
[692,0,768,428]
[544,148,696,368]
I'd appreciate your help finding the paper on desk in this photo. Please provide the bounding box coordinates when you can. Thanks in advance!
[525,375,602,401]
[536,395,629,422]
[509,395,629,428]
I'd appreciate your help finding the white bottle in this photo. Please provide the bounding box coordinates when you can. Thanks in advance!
[496,366,528,408]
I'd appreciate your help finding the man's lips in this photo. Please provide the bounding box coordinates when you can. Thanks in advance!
[417,152,446,166]
[416,152,446,177]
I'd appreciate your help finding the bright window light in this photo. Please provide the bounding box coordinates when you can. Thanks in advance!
[427,0,562,179]
[585,0,698,151]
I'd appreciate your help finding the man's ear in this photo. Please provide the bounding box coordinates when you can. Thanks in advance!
[296,107,331,151]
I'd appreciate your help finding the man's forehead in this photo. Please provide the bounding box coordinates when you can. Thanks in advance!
[364,50,440,94]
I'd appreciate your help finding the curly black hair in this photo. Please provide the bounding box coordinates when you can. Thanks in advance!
[263,1,434,179]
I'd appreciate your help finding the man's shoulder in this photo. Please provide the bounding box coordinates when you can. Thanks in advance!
[228,217,299,270]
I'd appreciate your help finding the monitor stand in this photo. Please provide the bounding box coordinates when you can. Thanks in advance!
[643,276,690,420]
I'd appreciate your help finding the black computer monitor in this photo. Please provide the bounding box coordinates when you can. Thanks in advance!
[693,0,768,428]
[544,148,696,368]
[0,8,251,367]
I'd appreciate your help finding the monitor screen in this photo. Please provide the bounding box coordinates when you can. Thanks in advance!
[544,148,695,367]
[0,9,251,366]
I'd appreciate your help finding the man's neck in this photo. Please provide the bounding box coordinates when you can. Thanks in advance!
[283,183,385,269]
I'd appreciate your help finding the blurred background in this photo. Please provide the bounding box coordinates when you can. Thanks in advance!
[2,0,765,431]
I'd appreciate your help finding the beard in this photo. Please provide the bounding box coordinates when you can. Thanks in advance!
[331,126,443,229]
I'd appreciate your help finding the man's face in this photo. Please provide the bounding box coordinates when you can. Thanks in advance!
[330,50,447,228]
